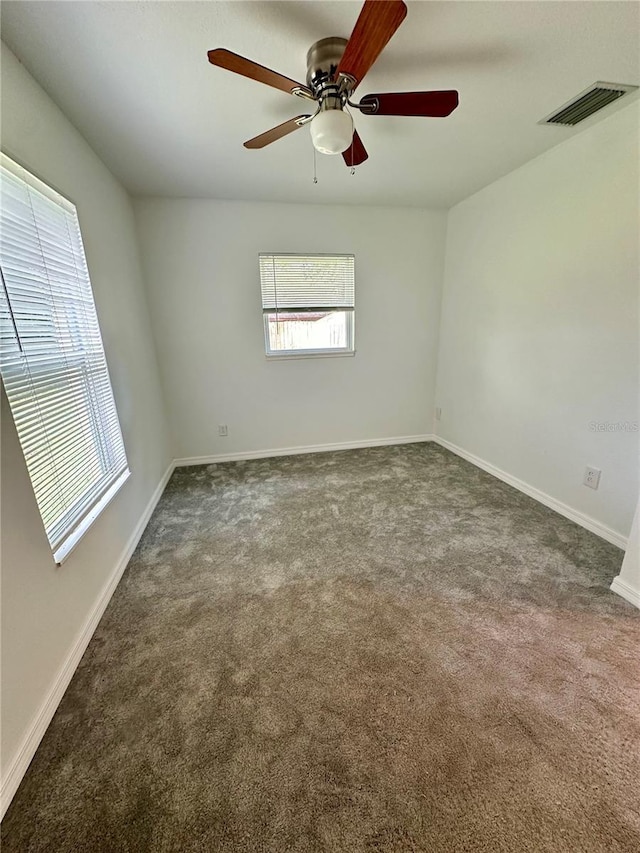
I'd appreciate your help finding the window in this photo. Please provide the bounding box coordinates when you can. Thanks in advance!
[259,253,355,357]
[0,153,129,564]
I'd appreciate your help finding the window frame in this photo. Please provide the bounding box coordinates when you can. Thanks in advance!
[259,253,356,360]
[0,151,130,565]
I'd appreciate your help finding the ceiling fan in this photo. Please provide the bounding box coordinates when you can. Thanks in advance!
[207,0,459,167]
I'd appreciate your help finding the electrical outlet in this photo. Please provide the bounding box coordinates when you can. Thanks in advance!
[583,466,601,490]
[218,424,228,437]
[435,407,442,421]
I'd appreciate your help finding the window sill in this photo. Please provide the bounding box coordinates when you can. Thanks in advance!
[265,350,356,361]
[53,468,131,565]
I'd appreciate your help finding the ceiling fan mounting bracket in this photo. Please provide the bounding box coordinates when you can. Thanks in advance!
[337,73,357,96]
[350,96,378,115]
[292,87,316,102]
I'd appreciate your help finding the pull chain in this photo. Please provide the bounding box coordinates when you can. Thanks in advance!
[313,146,318,184]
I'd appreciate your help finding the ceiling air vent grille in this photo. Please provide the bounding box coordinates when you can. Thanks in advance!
[541,82,638,126]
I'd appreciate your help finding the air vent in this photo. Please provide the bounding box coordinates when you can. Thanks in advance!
[541,82,638,126]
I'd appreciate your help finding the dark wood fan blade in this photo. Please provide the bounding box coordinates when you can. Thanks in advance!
[336,1,407,89]
[244,116,311,149]
[359,90,459,117]
[342,130,369,167]
[208,49,313,98]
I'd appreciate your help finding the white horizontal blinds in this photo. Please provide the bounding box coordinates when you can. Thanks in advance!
[260,254,355,312]
[0,154,128,558]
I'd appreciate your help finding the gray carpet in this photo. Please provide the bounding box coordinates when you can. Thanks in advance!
[2,443,639,852]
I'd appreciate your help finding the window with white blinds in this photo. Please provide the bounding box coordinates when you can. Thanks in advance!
[0,153,129,564]
[259,253,355,356]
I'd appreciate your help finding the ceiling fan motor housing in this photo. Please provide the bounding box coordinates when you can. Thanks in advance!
[306,37,348,98]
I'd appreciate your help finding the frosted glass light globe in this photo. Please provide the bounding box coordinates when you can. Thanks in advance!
[310,109,353,156]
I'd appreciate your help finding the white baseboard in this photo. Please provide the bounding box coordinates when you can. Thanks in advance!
[610,576,640,609]
[0,461,175,820]
[432,436,628,551]
[174,434,435,468]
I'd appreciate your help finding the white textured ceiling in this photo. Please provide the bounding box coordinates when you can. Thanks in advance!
[1,1,638,207]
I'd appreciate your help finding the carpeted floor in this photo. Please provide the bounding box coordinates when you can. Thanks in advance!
[2,443,639,852]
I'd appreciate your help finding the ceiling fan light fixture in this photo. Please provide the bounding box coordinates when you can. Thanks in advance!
[209,1,459,168]
[310,108,353,155]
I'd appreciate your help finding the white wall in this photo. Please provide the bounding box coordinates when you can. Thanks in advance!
[0,43,171,807]
[134,199,446,459]
[435,103,640,541]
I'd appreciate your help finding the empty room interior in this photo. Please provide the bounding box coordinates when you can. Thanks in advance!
[1,1,639,850]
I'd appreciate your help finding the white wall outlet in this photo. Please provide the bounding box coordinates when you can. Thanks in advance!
[218,424,228,437]
[435,407,442,421]
[583,466,601,490]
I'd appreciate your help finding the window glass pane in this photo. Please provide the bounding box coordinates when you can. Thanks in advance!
[267,310,351,353]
